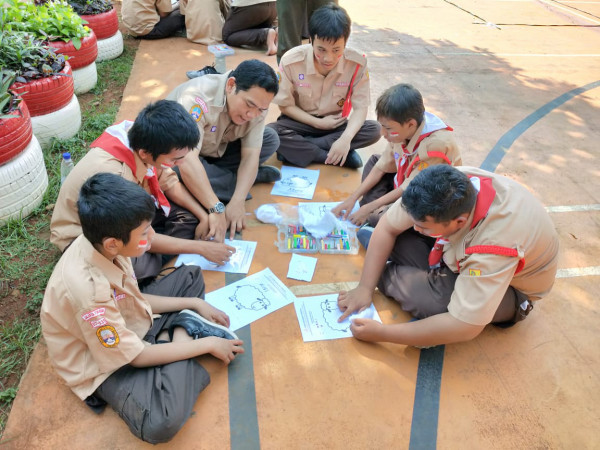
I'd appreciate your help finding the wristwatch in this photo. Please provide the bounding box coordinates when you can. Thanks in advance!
[208,202,225,214]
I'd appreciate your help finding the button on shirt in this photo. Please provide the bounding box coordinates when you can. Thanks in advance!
[166,72,266,159]
[50,144,179,251]
[274,44,370,117]
[385,167,559,326]
[41,235,152,400]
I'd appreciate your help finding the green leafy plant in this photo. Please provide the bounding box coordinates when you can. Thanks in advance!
[0,32,67,82]
[67,0,113,15]
[2,0,90,49]
[0,70,22,117]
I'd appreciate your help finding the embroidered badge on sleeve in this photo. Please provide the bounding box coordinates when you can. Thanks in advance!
[190,105,203,122]
[97,325,119,348]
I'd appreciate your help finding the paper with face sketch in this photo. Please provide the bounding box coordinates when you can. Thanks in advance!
[174,239,257,274]
[287,253,318,282]
[294,294,382,342]
[271,166,320,199]
[205,268,297,331]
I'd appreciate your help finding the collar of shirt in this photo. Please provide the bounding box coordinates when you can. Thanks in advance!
[78,235,129,289]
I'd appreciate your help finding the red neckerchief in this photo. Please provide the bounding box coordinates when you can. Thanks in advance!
[90,121,171,216]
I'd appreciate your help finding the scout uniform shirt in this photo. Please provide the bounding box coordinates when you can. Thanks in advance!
[166,72,266,159]
[274,44,370,117]
[386,166,559,326]
[50,121,179,252]
[122,0,173,37]
[375,111,461,191]
[41,235,152,400]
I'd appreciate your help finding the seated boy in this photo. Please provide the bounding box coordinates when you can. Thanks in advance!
[268,3,381,168]
[122,0,185,40]
[332,84,461,229]
[41,173,244,444]
[50,100,236,284]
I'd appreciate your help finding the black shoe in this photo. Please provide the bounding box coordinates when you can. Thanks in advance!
[168,309,238,340]
[342,150,363,168]
[186,64,219,79]
[276,152,284,162]
[255,165,281,183]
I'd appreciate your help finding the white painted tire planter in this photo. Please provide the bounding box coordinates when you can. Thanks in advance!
[0,135,48,225]
[31,95,82,149]
[96,31,124,62]
[73,61,98,94]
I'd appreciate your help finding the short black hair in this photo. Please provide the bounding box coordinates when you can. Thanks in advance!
[78,173,155,245]
[229,59,279,95]
[309,3,351,44]
[128,100,200,160]
[376,84,425,126]
[401,165,476,223]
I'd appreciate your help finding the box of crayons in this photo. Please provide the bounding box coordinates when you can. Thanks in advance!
[275,221,359,255]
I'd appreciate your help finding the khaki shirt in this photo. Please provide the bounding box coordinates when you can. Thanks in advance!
[375,118,461,191]
[50,144,179,251]
[122,0,173,37]
[41,235,152,400]
[166,72,266,159]
[232,0,273,7]
[274,44,370,117]
[386,166,559,326]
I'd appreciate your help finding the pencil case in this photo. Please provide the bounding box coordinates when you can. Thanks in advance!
[275,221,359,255]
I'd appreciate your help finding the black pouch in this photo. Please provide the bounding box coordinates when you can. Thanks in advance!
[494,290,533,329]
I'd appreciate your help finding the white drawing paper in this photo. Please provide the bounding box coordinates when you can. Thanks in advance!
[298,201,360,227]
[271,166,320,200]
[205,268,297,331]
[287,254,318,282]
[294,294,382,342]
[174,239,257,274]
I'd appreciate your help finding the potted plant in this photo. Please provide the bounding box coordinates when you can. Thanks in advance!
[0,31,82,148]
[0,70,49,225]
[68,0,123,61]
[3,0,98,94]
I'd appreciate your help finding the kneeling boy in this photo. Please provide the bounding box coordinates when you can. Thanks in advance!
[41,173,243,444]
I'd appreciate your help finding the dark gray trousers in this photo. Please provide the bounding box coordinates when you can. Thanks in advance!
[142,9,185,39]
[360,154,396,227]
[89,266,210,444]
[223,2,277,48]
[201,126,280,202]
[378,228,530,325]
[268,115,381,167]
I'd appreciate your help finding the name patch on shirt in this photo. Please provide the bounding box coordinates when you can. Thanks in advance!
[194,97,209,113]
[82,308,105,321]
[295,82,311,88]
[190,105,203,122]
[469,269,481,276]
[97,325,119,348]
[335,81,350,87]
[91,317,108,328]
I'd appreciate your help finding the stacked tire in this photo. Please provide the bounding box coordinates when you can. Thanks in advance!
[0,101,48,225]
[10,62,82,149]
[82,9,124,62]
[50,30,98,95]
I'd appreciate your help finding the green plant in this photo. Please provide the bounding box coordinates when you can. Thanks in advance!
[67,0,113,15]
[0,70,22,117]
[0,32,67,82]
[3,0,90,49]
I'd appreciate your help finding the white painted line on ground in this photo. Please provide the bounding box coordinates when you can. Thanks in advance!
[377,51,600,57]
[556,266,600,278]
[538,0,600,24]
[545,204,600,212]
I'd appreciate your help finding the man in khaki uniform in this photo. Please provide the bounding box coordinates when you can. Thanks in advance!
[337,165,559,347]
[167,59,280,239]
[122,0,185,39]
[42,173,243,444]
[268,3,380,168]
[333,83,461,228]
[50,101,235,284]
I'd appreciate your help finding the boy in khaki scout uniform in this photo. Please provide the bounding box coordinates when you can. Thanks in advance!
[50,101,236,284]
[332,83,461,228]
[268,3,381,168]
[122,0,185,39]
[41,173,244,444]
[337,165,559,347]
[167,59,281,239]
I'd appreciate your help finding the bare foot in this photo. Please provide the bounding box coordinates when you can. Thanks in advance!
[266,28,277,56]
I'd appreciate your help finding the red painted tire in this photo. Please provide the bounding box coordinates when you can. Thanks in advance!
[49,30,98,70]
[10,63,75,117]
[0,101,33,165]
[81,9,118,40]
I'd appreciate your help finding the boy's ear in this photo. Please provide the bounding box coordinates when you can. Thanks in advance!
[101,237,122,256]
[226,77,236,94]
[137,149,152,164]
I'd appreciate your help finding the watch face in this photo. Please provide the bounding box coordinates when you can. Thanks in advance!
[211,202,225,213]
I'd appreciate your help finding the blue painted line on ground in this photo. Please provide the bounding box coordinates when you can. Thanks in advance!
[409,80,600,449]
[481,80,600,173]
[226,271,261,450]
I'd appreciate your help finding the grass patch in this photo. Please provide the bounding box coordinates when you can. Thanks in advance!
[0,34,138,439]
